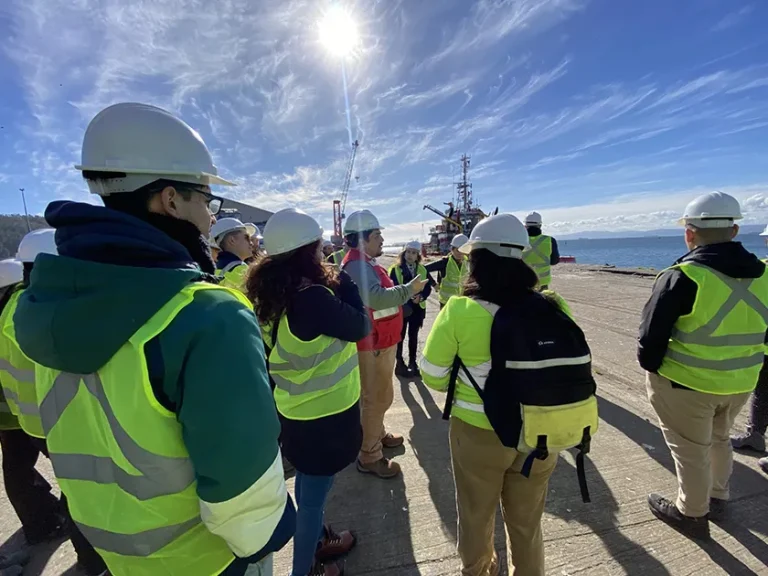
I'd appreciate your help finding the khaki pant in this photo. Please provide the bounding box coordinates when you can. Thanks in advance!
[646,372,751,518]
[449,417,557,576]
[358,345,397,464]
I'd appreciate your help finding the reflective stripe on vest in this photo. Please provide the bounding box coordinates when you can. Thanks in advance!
[1,291,44,438]
[269,291,361,421]
[659,262,768,394]
[372,307,400,319]
[523,235,552,285]
[35,283,244,575]
[439,257,466,304]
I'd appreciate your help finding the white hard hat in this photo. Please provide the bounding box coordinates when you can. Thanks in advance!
[405,240,421,251]
[210,218,257,244]
[245,223,263,240]
[459,213,529,258]
[760,224,768,237]
[0,258,23,289]
[16,228,58,263]
[76,102,235,196]
[450,234,469,249]
[344,210,383,234]
[263,208,324,256]
[679,191,742,228]
[525,211,543,226]
[323,239,333,248]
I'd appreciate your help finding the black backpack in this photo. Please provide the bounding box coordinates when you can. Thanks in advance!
[443,293,598,502]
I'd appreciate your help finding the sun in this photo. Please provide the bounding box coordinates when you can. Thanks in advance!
[318,6,359,57]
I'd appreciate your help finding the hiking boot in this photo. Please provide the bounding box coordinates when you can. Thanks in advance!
[382,432,404,448]
[709,498,727,522]
[759,457,768,475]
[309,560,344,576]
[408,359,420,378]
[395,358,409,377]
[730,427,766,452]
[357,457,401,479]
[316,525,356,561]
[648,493,710,540]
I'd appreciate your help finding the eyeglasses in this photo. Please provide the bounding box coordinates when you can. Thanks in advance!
[186,187,223,215]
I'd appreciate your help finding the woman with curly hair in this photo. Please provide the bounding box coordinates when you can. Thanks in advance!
[246,208,371,576]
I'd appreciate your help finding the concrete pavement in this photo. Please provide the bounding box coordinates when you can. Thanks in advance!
[1,263,766,575]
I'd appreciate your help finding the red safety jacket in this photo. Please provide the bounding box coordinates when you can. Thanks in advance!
[343,249,403,351]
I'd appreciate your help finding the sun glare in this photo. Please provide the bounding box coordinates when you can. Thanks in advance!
[319,6,359,57]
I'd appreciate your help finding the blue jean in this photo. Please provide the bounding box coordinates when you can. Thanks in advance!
[291,472,335,576]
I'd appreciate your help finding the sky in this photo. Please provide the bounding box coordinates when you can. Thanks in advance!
[1,0,768,241]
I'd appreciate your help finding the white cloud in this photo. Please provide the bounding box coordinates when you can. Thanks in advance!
[712,5,754,32]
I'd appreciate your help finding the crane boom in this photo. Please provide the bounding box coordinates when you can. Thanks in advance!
[332,140,359,243]
[422,204,463,231]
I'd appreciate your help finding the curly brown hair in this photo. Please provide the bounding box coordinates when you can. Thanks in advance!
[246,240,340,326]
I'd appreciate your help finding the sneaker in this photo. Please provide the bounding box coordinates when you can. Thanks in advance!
[408,360,420,377]
[730,427,766,452]
[309,560,344,576]
[395,358,409,377]
[0,550,29,570]
[356,457,401,479]
[381,432,404,448]
[647,493,710,540]
[709,497,727,522]
[759,457,768,475]
[316,525,356,561]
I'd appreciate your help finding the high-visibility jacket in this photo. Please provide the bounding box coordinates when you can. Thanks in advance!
[263,289,361,421]
[523,234,553,287]
[330,250,345,267]
[658,262,768,395]
[0,290,44,438]
[216,261,248,292]
[34,283,250,576]
[420,293,573,429]
[0,387,20,431]
[389,263,428,309]
[438,256,467,305]
[342,249,403,351]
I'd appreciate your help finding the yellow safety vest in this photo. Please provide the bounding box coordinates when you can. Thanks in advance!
[331,250,346,267]
[0,387,20,431]
[35,283,250,576]
[523,235,553,287]
[264,289,360,421]
[0,290,44,438]
[658,262,768,395]
[216,261,248,292]
[438,256,467,305]
[389,263,428,309]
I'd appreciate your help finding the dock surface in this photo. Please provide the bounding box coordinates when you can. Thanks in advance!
[2,263,767,575]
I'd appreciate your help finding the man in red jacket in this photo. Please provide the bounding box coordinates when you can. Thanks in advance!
[342,210,427,478]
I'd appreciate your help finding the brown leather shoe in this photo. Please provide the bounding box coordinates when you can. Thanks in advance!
[356,457,401,478]
[381,432,404,448]
[309,560,344,576]
[316,525,356,561]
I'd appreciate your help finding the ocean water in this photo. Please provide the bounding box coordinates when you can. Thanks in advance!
[558,233,766,270]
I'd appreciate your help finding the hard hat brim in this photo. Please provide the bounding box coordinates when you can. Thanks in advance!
[75,165,236,187]
[678,217,741,228]
[460,241,526,258]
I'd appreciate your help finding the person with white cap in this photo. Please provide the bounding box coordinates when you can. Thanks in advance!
[0,254,67,554]
[13,103,294,576]
[730,223,768,476]
[322,239,335,259]
[420,213,585,576]
[425,233,469,309]
[522,211,560,290]
[638,191,768,539]
[246,208,370,576]
[341,209,427,478]
[389,241,432,377]
[211,217,258,290]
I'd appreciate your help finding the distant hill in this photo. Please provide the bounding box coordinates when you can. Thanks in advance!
[0,215,48,259]
[558,224,766,240]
